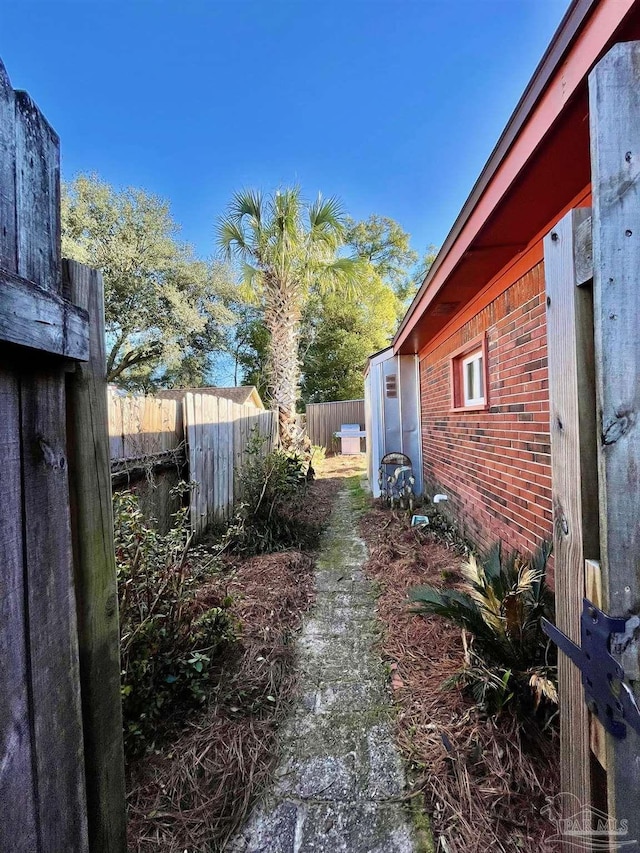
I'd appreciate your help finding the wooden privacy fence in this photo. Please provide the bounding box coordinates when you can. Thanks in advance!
[108,388,278,539]
[108,390,186,533]
[306,399,365,451]
[184,392,278,538]
[543,40,640,850]
[0,59,125,852]
[108,389,182,461]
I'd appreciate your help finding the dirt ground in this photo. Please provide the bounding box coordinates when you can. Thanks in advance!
[316,452,367,480]
[359,502,561,853]
[127,453,560,853]
[227,479,416,853]
[126,454,364,853]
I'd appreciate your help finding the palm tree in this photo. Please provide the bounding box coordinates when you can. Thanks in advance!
[217,187,359,448]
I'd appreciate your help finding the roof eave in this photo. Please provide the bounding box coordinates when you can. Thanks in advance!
[393,0,601,350]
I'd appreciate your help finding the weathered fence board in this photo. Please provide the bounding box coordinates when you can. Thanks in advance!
[14,79,88,851]
[65,261,126,852]
[183,392,278,538]
[0,56,128,853]
[0,268,89,358]
[0,367,38,849]
[590,39,640,840]
[0,60,17,270]
[544,207,599,848]
[221,397,232,518]
[21,367,88,853]
[306,399,365,451]
[108,389,182,461]
[14,89,60,293]
[0,69,32,836]
[184,392,198,530]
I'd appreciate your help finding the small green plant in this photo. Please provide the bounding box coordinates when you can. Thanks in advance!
[409,542,557,719]
[226,431,322,554]
[115,484,236,756]
[310,444,326,467]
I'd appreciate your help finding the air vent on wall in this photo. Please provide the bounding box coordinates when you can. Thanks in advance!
[385,374,397,398]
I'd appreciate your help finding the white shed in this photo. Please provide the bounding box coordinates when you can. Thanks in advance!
[364,347,423,499]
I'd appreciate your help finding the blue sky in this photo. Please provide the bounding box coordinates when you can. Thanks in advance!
[1,0,569,260]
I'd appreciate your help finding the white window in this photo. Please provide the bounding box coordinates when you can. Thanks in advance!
[462,350,485,406]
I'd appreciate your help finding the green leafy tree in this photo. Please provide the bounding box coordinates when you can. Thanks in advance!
[62,173,235,390]
[396,244,439,305]
[231,303,269,397]
[345,214,418,288]
[345,214,437,306]
[300,269,400,402]
[217,187,360,447]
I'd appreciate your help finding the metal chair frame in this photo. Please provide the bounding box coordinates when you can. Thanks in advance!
[378,452,416,511]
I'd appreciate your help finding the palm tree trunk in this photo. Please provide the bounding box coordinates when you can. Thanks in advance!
[265,303,301,450]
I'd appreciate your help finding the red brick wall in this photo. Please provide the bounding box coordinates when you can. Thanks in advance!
[420,261,552,556]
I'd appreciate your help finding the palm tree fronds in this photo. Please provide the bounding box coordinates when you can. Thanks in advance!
[230,189,263,225]
[461,553,483,587]
[308,193,346,233]
[529,670,558,706]
[216,217,248,258]
[240,264,263,298]
[270,187,302,242]
[313,256,365,298]
[410,539,556,718]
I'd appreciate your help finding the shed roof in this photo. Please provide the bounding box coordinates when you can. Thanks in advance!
[154,386,265,409]
[394,0,640,355]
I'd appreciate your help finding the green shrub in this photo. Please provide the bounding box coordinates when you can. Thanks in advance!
[114,485,236,756]
[226,432,320,554]
[409,542,557,720]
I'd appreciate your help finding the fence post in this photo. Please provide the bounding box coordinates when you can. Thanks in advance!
[65,259,127,852]
[544,208,600,849]
[590,40,640,844]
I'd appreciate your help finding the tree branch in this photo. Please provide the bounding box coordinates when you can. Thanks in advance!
[107,342,163,383]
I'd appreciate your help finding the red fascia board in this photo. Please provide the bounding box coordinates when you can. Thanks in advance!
[394,0,636,353]
[417,183,591,361]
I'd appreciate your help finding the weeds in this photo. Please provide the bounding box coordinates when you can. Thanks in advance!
[225,432,323,554]
[115,485,236,756]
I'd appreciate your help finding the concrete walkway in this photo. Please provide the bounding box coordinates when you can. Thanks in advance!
[228,486,417,853]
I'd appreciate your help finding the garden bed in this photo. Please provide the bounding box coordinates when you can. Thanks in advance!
[359,504,561,853]
[126,468,342,852]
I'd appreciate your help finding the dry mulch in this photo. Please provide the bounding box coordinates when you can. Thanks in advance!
[126,468,343,853]
[360,505,561,853]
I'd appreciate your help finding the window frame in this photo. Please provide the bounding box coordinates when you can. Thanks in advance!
[462,350,485,406]
[449,334,489,412]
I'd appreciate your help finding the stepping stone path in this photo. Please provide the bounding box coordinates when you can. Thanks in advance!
[228,486,417,853]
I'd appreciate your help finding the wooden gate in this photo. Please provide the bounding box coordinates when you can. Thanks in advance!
[544,40,640,852]
[0,60,125,851]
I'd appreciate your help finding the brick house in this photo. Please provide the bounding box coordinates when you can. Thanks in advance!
[390,0,640,555]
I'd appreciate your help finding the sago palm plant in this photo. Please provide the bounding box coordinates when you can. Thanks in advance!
[409,542,557,717]
[217,188,361,448]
